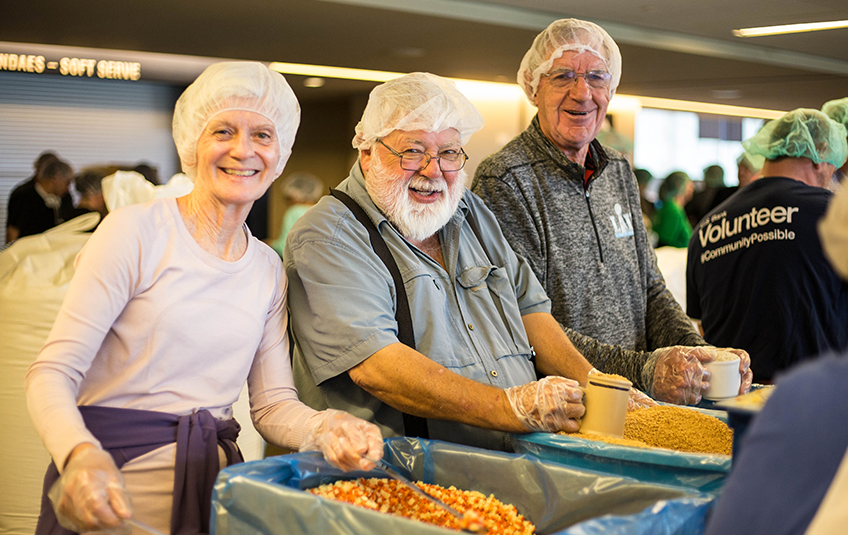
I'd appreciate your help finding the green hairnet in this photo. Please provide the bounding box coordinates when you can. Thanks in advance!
[742,108,848,168]
[823,97,848,127]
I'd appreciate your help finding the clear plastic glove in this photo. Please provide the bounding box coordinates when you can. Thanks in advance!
[48,445,132,533]
[650,346,716,405]
[713,347,754,395]
[300,409,384,471]
[586,368,656,411]
[505,376,584,433]
[627,387,658,411]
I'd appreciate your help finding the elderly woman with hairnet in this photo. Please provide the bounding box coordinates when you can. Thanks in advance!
[472,18,752,406]
[25,62,383,535]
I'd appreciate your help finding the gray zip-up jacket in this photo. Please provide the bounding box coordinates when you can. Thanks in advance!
[472,116,706,391]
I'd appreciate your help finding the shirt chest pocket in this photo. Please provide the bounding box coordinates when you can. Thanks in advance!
[456,265,533,362]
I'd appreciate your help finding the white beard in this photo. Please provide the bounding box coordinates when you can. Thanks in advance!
[365,154,466,241]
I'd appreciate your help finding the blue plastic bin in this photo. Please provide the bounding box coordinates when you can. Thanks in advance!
[512,407,731,493]
[212,437,714,535]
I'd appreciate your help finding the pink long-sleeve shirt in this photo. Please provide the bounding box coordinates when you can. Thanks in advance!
[26,197,318,470]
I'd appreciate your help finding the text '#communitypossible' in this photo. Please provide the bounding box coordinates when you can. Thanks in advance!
[700,228,796,264]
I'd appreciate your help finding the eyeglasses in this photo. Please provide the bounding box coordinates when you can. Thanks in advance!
[377,139,468,172]
[542,69,612,90]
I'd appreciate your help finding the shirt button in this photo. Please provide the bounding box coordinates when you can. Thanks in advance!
[467,323,474,330]
[491,370,498,378]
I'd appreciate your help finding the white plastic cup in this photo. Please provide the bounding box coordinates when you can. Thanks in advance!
[579,374,632,438]
[704,357,742,400]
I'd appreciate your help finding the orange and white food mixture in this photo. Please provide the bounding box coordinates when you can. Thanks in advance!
[309,477,536,534]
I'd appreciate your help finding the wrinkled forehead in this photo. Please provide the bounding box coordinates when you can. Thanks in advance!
[200,108,278,140]
[549,49,609,72]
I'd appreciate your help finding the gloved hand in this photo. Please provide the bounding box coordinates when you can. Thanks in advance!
[627,387,658,411]
[650,346,716,405]
[586,368,656,411]
[713,347,754,395]
[505,376,584,433]
[48,445,132,532]
[301,409,384,471]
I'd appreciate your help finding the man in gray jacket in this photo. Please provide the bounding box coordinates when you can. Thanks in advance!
[472,18,752,402]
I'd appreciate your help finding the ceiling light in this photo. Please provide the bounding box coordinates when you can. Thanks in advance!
[626,95,784,119]
[733,20,848,38]
[269,62,403,82]
[269,61,784,119]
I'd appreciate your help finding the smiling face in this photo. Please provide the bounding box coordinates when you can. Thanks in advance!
[534,50,611,165]
[360,128,466,241]
[194,110,281,209]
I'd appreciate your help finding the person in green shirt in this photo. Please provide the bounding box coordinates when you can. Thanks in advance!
[271,171,324,256]
[653,171,694,248]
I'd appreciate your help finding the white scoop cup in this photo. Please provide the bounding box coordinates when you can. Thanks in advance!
[579,374,632,438]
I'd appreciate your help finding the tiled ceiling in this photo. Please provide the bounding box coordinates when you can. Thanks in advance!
[2,0,847,110]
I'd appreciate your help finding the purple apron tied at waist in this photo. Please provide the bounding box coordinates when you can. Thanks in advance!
[35,405,243,535]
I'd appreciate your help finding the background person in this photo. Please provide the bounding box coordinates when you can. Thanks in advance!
[132,163,160,186]
[704,182,848,535]
[69,171,108,224]
[687,109,848,383]
[685,164,727,227]
[634,167,656,224]
[26,62,382,535]
[471,18,751,404]
[653,171,694,248]
[6,156,75,243]
[822,96,848,191]
[736,152,762,189]
[271,171,324,256]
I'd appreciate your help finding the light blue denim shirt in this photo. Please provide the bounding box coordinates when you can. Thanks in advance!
[284,162,550,451]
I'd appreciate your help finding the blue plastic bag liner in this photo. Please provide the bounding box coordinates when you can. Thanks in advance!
[555,495,714,535]
[212,437,711,535]
[513,407,731,493]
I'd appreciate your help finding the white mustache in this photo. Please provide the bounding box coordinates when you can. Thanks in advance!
[408,177,446,193]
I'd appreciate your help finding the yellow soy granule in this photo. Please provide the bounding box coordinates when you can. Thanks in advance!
[562,406,733,455]
[714,351,741,362]
[590,372,630,383]
[623,406,732,455]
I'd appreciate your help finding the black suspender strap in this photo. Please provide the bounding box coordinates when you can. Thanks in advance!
[329,188,429,439]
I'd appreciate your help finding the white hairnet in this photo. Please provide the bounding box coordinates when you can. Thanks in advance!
[518,18,622,103]
[742,108,848,168]
[172,61,300,180]
[352,72,484,149]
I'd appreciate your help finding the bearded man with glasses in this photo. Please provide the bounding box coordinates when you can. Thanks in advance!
[473,19,752,405]
[283,73,607,452]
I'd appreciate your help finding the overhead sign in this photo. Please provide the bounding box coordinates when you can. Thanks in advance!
[0,52,141,81]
